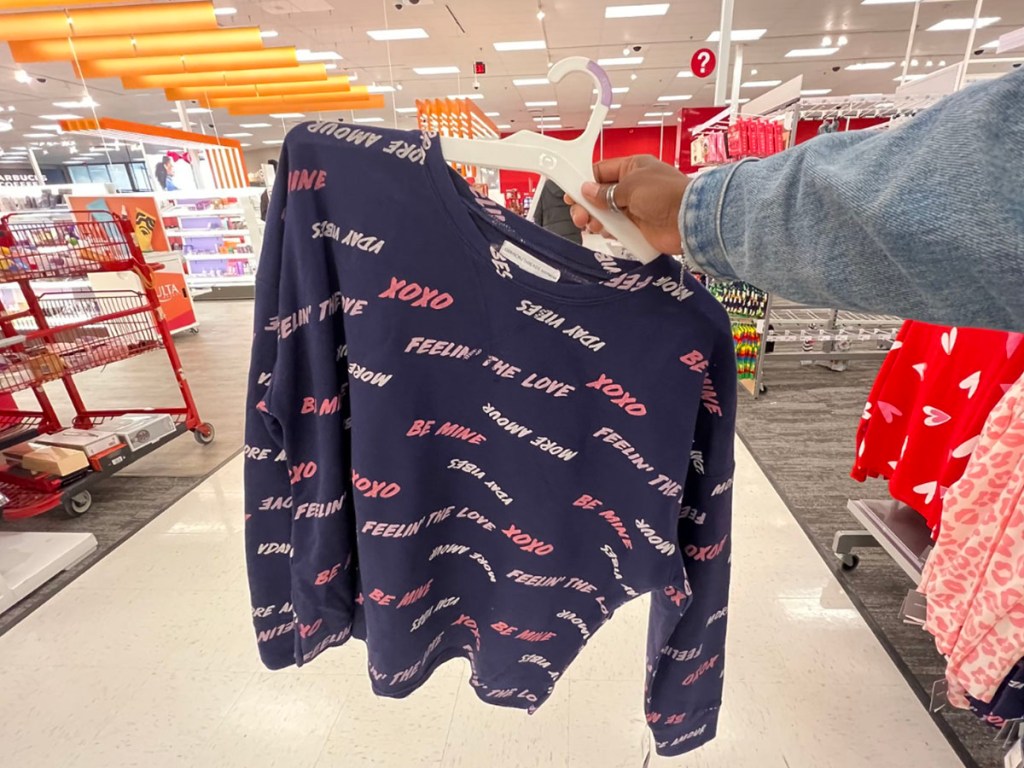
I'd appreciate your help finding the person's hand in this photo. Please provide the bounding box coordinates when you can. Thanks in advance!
[564,155,689,255]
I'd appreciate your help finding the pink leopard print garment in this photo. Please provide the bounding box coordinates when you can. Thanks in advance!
[919,372,1024,706]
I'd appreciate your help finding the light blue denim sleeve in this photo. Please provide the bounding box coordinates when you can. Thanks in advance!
[680,68,1024,331]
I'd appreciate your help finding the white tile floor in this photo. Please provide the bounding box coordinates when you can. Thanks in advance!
[0,441,964,768]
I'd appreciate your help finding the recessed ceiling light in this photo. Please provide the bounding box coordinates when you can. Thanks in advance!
[800,88,833,96]
[14,70,32,84]
[223,132,252,137]
[53,97,99,109]
[367,28,429,41]
[658,94,692,101]
[449,93,484,100]
[263,139,285,144]
[493,40,546,51]
[846,61,896,70]
[414,66,461,75]
[786,47,839,57]
[39,113,82,120]
[837,35,848,46]
[513,77,551,86]
[525,100,557,107]
[707,29,766,42]
[927,17,1000,32]
[677,70,694,78]
[269,112,305,118]
[926,60,934,66]
[822,36,833,47]
[394,107,418,113]
[596,56,644,66]
[213,6,236,15]
[240,122,273,128]
[367,85,396,93]
[938,59,947,66]
[533,116,561,121]
[352,117,384,123]
[911,58,919,66]
[296,49,342,62]
[260,30,278,38]
[741,79,783,88]
[605,3,670,18]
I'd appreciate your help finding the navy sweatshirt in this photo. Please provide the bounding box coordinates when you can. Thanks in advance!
[243,122,737,757]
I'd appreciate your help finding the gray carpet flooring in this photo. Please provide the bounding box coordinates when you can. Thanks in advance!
[737,357,1000,768]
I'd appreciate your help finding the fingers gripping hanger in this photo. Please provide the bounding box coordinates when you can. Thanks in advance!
[439,57,660,264]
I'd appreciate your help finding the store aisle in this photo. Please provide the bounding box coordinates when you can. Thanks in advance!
[0,441,964,768]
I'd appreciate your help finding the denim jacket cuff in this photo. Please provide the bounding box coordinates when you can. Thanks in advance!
[680,159,756,278]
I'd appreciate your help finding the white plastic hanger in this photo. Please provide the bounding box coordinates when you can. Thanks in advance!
[440,57,660,264]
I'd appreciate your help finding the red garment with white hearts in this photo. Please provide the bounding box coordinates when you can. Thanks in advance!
[851,320,1024,532]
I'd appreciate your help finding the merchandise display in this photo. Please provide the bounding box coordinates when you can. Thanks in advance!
[0,1,1021,766]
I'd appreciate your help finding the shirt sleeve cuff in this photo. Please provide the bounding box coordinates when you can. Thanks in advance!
[680,159,757,279]
[650,705,721,757]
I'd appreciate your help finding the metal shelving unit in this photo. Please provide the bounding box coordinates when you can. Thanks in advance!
[833,499,932,581]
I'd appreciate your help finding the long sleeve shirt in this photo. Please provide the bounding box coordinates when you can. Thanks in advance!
[682,68,1024,331]
[244,122,737,757]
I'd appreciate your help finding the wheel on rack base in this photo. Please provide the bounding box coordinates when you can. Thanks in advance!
[64,490,92,518]
[194,422,216,445]
[190,327,200,335]
[838,553,860,571]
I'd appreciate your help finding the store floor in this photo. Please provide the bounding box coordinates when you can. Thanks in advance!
[0,441,963,768]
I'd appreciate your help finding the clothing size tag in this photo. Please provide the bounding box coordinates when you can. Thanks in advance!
[900,589,927,626]
[498,241,560,283]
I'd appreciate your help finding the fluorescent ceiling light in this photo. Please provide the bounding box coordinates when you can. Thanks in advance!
[644,111,673,116]
[213,6,236,15]
[894,74,927,82]
[449,93,483,100]
[269,112,305,118]
[368,28,428,41]
[63,161,84,165]
[533,116,561,121]
[260,30,278,38]
[24,132,57,138]
[484,111,500,117]
[296,49,342,62]
[30,124,61,131]
[240,122,272,128]
[525,100,557,107]
[610,103,622,109]
[603,120,614,125]
[513,77,551,86]
[707,29,766,42]
[742,79,783,88]
[846,61,895,70]
[927,17,1000,32]
[263,139,285,144]
[605,4,670,18]
[494,40,546,51]
[240,142,252,147]
[786,47,839,57]
[593,87,630,94]
[352,117,384,123]
[497,124,512,129]
[184,107,211,114]
[324,64,338,70]
[367,85,396,93]
[394,107,418,113]
[39,113,82,120]
[53,97,99,109]
[981,39,1000,49]
[414,66,461,75]
[537,124,562,129]
[677,70,694,78]
[160,121,183,127]
[597,56,643,66]
[223,132,252,137]
[638,120,666,125]
[658,94,693,101]
[800,88,832,96]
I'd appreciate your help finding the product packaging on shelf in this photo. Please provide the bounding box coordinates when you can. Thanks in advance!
[3,440,90,476]
[37,428,121,457]
[102,413,177,451]
[26,348,66,382]
[88,442,131,472]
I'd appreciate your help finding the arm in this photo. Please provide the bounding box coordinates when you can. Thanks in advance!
[682,69,1024,330]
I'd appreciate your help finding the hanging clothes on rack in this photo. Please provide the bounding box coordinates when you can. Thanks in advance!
[918,371,1024,706]
[852,320,1024,531]
[243,121,737,758]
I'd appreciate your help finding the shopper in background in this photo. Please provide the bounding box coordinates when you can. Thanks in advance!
[154,155,178,192]
[534,179,583,245]
[260,159,278,222]
[567,68,1023,331]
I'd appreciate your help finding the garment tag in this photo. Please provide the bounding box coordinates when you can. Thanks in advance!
[901,589,928,626]
[930,678,949,712]
[498,241,560,282]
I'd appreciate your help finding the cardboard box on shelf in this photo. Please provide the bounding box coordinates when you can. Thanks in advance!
[19,444,89,477]
[102,413,177,451]
[37,428,121,457]
[26,349,65,382]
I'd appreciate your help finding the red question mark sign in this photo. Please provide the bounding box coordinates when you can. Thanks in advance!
[691,48,716,78]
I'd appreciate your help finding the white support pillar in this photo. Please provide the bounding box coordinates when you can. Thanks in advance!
[900,0,923,83]
[27,148,43,182]
[713,0,735,106]
[730,43,745,119]
[957,0,985,90]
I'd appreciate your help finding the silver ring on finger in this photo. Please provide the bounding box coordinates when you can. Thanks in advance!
[606,183,622,215]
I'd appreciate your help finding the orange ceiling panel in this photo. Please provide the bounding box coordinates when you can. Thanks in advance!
[0,1,217,41]
[165,76,354,101]
[59,116,243,150]
[76,48,298,78]
[0,0,142,7]
[210,91,379,109]
[226,95,386,115]
[122,64,328,90]
[10,28,264,62]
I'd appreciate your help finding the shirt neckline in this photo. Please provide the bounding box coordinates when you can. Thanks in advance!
[422,131,671,305]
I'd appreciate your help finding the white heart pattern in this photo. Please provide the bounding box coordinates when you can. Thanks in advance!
[861,402,872,420]
[877,401,902,424]
[913,481,938,505]
[941,328,958,355]
[912,363,928,381]
[890,340,904,351]
[952,436,980,459]
[887,460,899,470]
[959,371,981,399]
[858,439,866,458]
[900,436,909,458]
[923,405,951,427]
